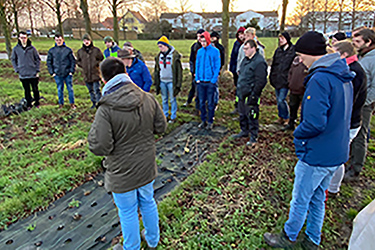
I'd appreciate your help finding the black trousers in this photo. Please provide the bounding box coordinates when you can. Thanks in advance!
[187,75,199,109]
[233,72,238,108]
[238,98,259,140]
[20,78,40,107]
[289,93,304,126]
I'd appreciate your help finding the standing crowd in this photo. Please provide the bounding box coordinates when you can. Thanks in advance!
[9,26,375,250]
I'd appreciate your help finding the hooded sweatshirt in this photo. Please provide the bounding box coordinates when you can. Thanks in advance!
[11,39,41,79]
[294,53,354,167]
[229,27,245,74]
[358,47,375,105]
[88,73,167,193]
[158,45,174,82]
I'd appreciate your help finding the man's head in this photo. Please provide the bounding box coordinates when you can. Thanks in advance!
[123,41,134,51]
[100,57,126,83]
[118,49,135,67]
[210,31,220,43]
[55,33,64,46]
[332,41,356,59]
[199,31,211,48]
[295,31,327,68]
[243,39,257,58]
[197,29,205,42]
[157,35,170,52]
[104,36,114,48]
[352,29,375,50]
[352,26,366,37]
[82,33,92,46]
[278,31,291,47]
[237,27,246,42]
[18,31,28,47]
[244,27,256,41]
[331,32,347,45]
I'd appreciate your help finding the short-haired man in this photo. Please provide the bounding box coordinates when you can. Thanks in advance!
[88,57,167,250]
[328,41,367,194]
[345,29,375,181]
[76,33,104,109]
[47,33,76,109]
[195,31,221,130]
[264,31,354,249]
[103,36,121,58]
[231,40,267,146]
[11,31,41,109]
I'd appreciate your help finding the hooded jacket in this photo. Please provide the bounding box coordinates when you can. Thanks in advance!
[88,74,167,193]
[103,43,121,58]
[11,40,40,79]
[47,42,76,77]
[195,32,221,84]
[189,41,202,74]
[229,28,245,74]
[358,47,375,105]
[76,43,104,83]
[294,53,354,167]
[126,57,153,92]
[212,40,225,70]
[270,43,296,89]
[288,56,308,95]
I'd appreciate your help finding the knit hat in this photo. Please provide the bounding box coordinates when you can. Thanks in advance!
[197,29,205,35]
[333,32,347,41]
[118,49,135,59]
[280,31,291,44]
[210,31,220,39]
[104,36,114,43]
[295,31,327,56]
[157,35,170,47]
[201,31,211,46]
[82,33,91,41]
[237,27,246,34]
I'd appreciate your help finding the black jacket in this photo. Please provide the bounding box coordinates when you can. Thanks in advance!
[270,44,296,89]
[11,40,40,79]
[189,42,202,74]
[47,43,76,77]
[237,51,268,105]
[212,41,225,69]
[349,60,367,129]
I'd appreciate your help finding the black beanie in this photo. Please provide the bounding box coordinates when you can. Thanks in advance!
[333,32,347,41]
[281,31,291,44]
[210,31,220,39]
[295,31,327,56]
[197,29,205,35]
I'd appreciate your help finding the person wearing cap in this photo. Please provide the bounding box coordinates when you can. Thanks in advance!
[195,31,221,130]
[269,31,296,126]
[264,31,354,249]
[76,33,104,109]
[103,36,121,58]
[331,32,347,45]
[229,27,246,114]
[47,33,76,109]
[118,48,152,92]
[154,35,182,123]
[183,28,205,109]
[123,41,144,62]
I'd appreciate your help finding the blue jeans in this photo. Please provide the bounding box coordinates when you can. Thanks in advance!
[198,82,216,123]
[275,88,289,119]
[86,81,101,104]
[54,75,74,105]
[284,160,339,245]
[112,181,159,250]
[160,81,177,120]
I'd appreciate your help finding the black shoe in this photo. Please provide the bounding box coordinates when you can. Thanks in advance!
[282,124,295,131]
[231,131,249,138]
[343,169,360,182]
[206,123,213,130]
[198,122,207,129]
[264,230,296,249]
[300,234,318,250]
[230,108,238,115]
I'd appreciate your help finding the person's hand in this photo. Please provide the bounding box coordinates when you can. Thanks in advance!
[52,73,56,77]
[36,73,39,78]
[69,72,73,76]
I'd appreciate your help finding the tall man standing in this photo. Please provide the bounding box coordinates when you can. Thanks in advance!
[47,33,76,109]
[346,29,375,180]
[264,31,354,249]
[11,31,41,109]
[231,40,267,146]
[76,34,104,109]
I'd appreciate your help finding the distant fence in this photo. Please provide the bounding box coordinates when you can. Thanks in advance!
[72,29,138,40]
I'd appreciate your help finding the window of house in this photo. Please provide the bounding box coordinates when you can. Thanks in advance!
[240,19,246,23]
[194,18,200,23]
[217,19,222,23]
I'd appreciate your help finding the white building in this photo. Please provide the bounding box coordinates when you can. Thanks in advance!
[160,10,279,32]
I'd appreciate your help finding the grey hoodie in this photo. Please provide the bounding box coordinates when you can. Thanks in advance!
[11,40,40,79]
[358,49,375,105]
[158,46,174,82]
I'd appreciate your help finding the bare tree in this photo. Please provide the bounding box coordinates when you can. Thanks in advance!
[89,0,106,23]
[321,0,336,33]
[222,0,230,71]
[145,0,169,22]
[280,0,289,31]
[44,0,65,36]
[8,0,25,34]
[0,0,12,58]
[106,0,136,43]
[25,0,35,35]
[350,0,368,29]
[176,0,192,39]
[288,0,310,28]
[337,0,348,30]
[80,0,92,36]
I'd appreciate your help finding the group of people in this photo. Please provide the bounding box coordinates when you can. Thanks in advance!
[9,26,375,250]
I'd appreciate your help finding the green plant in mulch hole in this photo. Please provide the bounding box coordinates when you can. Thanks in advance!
[346,208,358,220]
[68,199,81,208]
[26,223,36,232]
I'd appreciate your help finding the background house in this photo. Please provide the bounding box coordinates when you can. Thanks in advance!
[119,10,148,33]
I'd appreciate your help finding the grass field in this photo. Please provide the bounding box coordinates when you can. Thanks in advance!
[0,37,295,62]
[0,58,374,249]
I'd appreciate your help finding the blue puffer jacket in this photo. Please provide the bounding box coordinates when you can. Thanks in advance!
[126,58,152,92]
[47,43,76,77]
[195,44,221,84]
[294,53,354,167]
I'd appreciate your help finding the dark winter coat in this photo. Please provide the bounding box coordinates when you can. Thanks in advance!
[47,43,76,77]
[270,44,296,89]
[212,41,225,69]
[76,44,104,83]
[236,51,268,105]
[88,74,167,193]
[126,58,153,92]
[294,53,354,167]
[11,40,40,79]
[229,40,242,74]
[189,42,202,74]
[288,56,308,95]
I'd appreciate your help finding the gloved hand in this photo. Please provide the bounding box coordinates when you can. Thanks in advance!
[173,87,180,97]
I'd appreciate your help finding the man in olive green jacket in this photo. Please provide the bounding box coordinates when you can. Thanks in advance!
[88,57,167,250]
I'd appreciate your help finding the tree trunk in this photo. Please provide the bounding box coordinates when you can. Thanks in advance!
[280,0,288,32]
[222,0,230,71]
[0,2,12,58]
[352,0,356,30]
[27,0,35,36]
[338,0,343,30]
[14,10,19,34]
[80,0,92,36]
[56,0,64,36]
[112,0,119,44]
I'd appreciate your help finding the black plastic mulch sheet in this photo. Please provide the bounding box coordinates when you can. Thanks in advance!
[0,122,227,249]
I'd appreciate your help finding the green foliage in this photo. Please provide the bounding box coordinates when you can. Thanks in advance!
[68,199,81,208]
